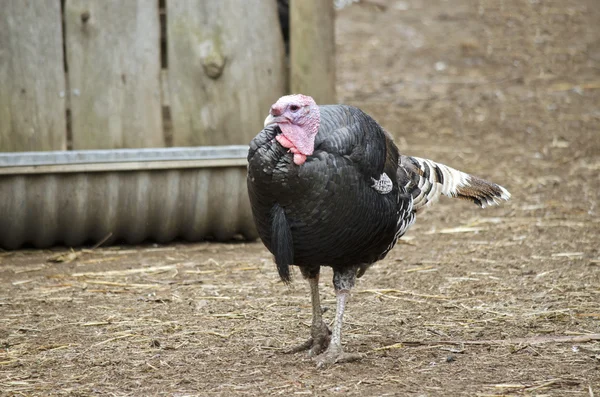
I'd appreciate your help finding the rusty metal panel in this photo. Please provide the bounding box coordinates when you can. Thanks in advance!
[0,146,257,249]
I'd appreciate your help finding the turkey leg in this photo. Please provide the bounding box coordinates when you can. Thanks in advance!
[284,274,330,356]
[315,267,364,368]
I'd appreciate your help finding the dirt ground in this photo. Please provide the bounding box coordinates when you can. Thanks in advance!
[1,0,599,395]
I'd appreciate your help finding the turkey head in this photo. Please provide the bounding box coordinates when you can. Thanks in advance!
[264,94,321,165]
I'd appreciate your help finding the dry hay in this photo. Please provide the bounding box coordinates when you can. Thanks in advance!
[1,0,600,395]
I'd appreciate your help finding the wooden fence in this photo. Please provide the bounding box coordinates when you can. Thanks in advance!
[0,0,335,152]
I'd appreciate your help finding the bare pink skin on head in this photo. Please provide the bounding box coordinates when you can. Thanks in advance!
[264,94,321,165]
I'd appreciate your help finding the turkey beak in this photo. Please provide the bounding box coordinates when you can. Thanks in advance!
[264,114,276,127]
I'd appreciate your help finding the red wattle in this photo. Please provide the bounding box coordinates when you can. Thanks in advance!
[293,153,307,165]
[276,134,294,149]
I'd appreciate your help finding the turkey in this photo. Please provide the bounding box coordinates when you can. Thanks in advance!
[247,94,510,368]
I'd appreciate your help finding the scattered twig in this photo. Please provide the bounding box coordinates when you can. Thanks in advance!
[72,265,176,277]
[492,378,580,392]
[13,265,46,274]
[84,280,161,288]
[0,360,17,366]
[38,344,73,352]
[146,362,159,371]
[425,226,486,234]
[184,270,217,274]
[80,321,111,327]
[372,343,404,352]
[551,252,584,258]
[92,333,136,347]
[404,265,437,273]
[90,232,113,250]
[359,289,450,300]
[396,333,600,348]
[11,279,34,286]
[199,330,242,339]
[48,249,79,263]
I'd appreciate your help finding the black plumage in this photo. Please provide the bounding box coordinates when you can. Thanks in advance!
[249,105,409,274]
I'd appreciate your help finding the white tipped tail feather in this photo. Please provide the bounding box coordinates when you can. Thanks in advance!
[399,156,511,212]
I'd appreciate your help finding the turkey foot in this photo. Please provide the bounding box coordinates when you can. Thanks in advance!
[315,281,364,368]
[283,320,330,356]
[315,346,363,369]
[283,275,331,356]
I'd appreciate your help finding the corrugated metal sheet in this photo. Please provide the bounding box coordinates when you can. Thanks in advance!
[0,146,257,249]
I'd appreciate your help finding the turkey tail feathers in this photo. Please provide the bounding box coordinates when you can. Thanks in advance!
[401,156,510,212]
[271,204,293,284]
[453,173,511,208]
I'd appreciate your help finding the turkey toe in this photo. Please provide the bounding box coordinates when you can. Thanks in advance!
[315,348,364,369]
[283,321,330,356]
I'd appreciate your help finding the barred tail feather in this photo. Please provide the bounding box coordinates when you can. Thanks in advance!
[453,173,511,208]
[400,156,511,212]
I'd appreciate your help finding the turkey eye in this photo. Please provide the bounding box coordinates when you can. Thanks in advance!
[289,105,300,112]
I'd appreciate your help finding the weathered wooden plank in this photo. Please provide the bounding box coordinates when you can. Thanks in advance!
[167,0,286,146]
[0,0,67,151]
[65,0,163,149]
[290,0,336,104]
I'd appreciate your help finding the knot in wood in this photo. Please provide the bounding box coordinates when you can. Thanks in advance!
[203,52,226,79]
[80,11,91,23]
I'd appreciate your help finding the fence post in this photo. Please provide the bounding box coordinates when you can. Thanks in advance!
[290,0,336,104]
[65,0,164,150]
[166,0,286,147]
[0,1,67,151]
